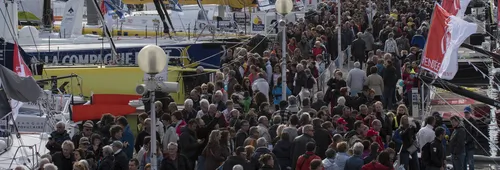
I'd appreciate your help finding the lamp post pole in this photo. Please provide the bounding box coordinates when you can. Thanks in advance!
[281,18,287,100]
[149,83,158,170]
[276,0,292,101]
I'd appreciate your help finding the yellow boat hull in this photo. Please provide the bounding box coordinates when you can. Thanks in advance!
[34,66,215,104]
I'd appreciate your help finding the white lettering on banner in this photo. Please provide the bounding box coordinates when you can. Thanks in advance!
[421,57,442,72]
[41,47,187,64]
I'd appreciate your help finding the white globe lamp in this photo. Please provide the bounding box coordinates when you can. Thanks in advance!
[276,0,293,15]
[137,45,167,74]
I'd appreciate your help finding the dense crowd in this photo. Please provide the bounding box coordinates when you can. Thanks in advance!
[30,0,482,170]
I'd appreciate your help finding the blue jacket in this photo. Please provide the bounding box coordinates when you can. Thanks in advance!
[411,35,426,49]
[392,128,403,151]
[120,125,135,159]
[440,124,451,152]
[344,155,364,170]
[272,83,292,105]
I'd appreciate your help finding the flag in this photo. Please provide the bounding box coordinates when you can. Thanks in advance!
[441,0,471,18]
[420,4,477,80]
[10,43,34,121]
[102,0,125,30]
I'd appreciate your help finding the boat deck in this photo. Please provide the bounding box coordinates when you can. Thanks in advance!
[0,134,49,170]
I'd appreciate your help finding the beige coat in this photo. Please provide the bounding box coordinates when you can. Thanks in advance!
[364,73,384,96]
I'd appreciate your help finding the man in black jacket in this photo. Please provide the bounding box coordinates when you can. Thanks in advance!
[179,119,204,169]
[463,106,477,170]
[222,146,253,170]
[312,118,331,158]
[291,124,315,170]
[235,120,250,148]
[422,127,446,170]
[134,118,161,152]
[449,116,466,170]
[111,141,129,170]
[351,32,366,69]
[160,142,191,170]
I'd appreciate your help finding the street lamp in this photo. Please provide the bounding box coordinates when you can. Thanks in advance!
[136,45,179,170]
[276,0,293,101]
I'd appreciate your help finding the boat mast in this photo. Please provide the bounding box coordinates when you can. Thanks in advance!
[42,0,52,31]
[152,0,171,38]
[488,60,498,157]
[90,0,119,64]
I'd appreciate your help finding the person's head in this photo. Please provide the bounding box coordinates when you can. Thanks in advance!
[39,158,50,169]
[336,142,348,153]
[43,164,58,170]
[81,122,93,136]
[424,115,436,127]
[102,145,113,157]
[450,115,462,128]
[342,107,351,117]
[306,142,316,153]
[397,104,408,115]
[354,120,364,133]
[55,122,66,134]
[129,158,139,170]
[235,146,247,159]
[111,141,123,152]
[143,118,152,130]
[337,96,346,106]
[325,148,336,159]
[233,165,244,170]
[184,99,194,111]
[377,151,393,167]
[109,125,123,139]
[208,104,218,115]
[144,163,151,170]
[258,116,269,126]
[400,115,409,127]
[166,142,178,156]
[187,119,198,131]
[289,114,299,126]
[371,119,382,132]
[359,104,368,114]
[209,130,222,144]
[249,126,260,138]
[200,99,209,112]
[61,140,74,158]
[73,148,85,160]
[464,106,472,119]
[302,124,314,136]
[435,126,446,140]
[352,142,364,156]
[310,159,323,170]
[259,154,274,167]
[256,137,268,148]
[73,160,88,170]
[370,66,378,74]
[370,142,379,154]
[354,62,361,68]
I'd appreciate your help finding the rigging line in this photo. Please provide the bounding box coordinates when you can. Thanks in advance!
[423,81,500,165]
[421,77,500,153]
[432,75,496,127]
[3,1,17,42]
[18,1,39,57]
[0,2,17,44]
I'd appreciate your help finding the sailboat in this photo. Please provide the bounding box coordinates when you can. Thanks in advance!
[8,0,248,68]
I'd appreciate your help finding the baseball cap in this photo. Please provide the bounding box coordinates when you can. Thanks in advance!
[464,106,472,114]
[337,118,348,125]
[366,129,379,137]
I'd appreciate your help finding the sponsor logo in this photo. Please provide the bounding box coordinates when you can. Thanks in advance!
[35,45,191,65]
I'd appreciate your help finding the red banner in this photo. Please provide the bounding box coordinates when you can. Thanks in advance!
[420,4,452,74]
[441,0,461,15]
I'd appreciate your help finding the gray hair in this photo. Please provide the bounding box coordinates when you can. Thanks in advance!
[168,142,178,149]
[233,165,244,170]
[302,124,313,133]
[56,121,65,128]
[38,158,50,168]
[112,141,124,149]
[315,91,324,101]
[354,61,360,68]
[61,140,74,150]
[215,90,223,96]
[256,137,267,147]
[258,116,268,123]
[79,160,90,170]
[184,99,193,107]
[200,99,209,107]
[40,154,52,162]
[103,145,114,156]
[288,96,297,105]
[337,96,346,106]
[208,104,217,111]
[353,142,364,156]
[43,164,58,170]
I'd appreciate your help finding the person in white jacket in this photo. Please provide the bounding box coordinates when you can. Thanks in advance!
[160,113,178,152]
[347,62,367,96]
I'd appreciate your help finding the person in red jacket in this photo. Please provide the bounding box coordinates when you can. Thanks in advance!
[366,129,384,152]
[296,142,321,170]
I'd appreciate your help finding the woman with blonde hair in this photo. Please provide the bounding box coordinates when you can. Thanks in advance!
[396,104,408,124]
[203,130,225,170]
[73,161,89,170]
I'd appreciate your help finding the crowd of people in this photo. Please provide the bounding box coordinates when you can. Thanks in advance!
[29,0,483,170]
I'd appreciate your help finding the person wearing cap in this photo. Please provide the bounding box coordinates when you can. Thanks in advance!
[334,118,348,136]
[432,112,451,153]
[46,122,71,155]
[463,106,477,170]
[366,129,383,151]
[72,122,94,149]
[370,120,385,151]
